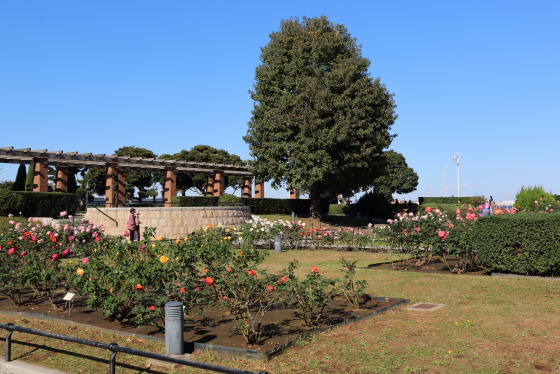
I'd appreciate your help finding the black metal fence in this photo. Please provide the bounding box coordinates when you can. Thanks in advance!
[0,323,267,374]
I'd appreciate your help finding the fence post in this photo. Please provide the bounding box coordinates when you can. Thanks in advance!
[165,301,184,355]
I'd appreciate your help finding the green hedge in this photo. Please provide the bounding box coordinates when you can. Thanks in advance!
[328,204,350,215]
[172,196,329,215]
[419,196,486,206]
[471,213,560,276]
[0,190,77,217]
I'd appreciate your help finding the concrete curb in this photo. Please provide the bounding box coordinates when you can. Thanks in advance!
[0,358,71,374]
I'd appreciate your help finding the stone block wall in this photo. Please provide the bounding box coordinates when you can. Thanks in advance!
[85,206,252,239]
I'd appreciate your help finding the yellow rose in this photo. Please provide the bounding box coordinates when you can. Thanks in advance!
[76,268,84,276]
[151,244,156,248]
[160,255,169,264]
[157,236,163,241]
[184,237,188,241]
[175,239,181,244]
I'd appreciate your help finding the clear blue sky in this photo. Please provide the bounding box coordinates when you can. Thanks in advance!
[1,0,558,201]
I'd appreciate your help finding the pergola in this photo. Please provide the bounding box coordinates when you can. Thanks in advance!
[0,146,270,207]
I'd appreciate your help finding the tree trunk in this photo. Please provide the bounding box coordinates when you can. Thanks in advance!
[310,187,322,221]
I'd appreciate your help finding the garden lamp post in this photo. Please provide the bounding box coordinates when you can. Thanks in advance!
[453,153,460,198]
[444,165,448,197]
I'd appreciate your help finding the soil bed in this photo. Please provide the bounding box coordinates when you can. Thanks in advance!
[0,288,403,354]
[368,255,491,275]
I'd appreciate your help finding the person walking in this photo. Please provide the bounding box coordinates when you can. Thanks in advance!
[127,208,141,241]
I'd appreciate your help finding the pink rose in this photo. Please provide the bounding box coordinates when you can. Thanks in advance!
[95,236,101,243]
[20,251,27,256]
[51,253,59,260]
[7,248,15,255]
[62,249,70,256]
[82,258,89,264]
[425,207,432,212]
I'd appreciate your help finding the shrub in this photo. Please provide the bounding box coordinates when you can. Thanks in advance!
[514,185,559,212]
[0,190,21,216]
[356,191,394,219]
[218,194,241,205]
[471,213,560,276]
[328,204,350,215]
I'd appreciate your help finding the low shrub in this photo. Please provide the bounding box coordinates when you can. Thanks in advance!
[514,185,559,212]
[471,213,560,276]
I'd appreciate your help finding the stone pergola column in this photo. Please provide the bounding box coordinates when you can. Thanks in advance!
[242,176,252,198]
[212,170,224,197]
[290,188,299,199]
[206,175,215,196]
[32,157,49,192]
[255,182,265,198]
[163,166,177,207]
[55,166,69,192]
[105,162,126,207]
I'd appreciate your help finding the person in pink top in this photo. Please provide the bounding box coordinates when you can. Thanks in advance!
[127,208,141,241]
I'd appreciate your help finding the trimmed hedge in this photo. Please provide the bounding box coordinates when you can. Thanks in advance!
[0,190,77,217]
[471,213,560,276]
[419,196,486,205]
[172,196,329,215]
[328,204,350,215]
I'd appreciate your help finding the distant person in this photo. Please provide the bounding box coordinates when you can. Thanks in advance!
[127,208,141,241]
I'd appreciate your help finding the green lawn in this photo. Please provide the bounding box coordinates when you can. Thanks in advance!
[2,250,560,373]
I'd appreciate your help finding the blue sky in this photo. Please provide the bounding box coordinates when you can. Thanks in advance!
[1,1,558,202]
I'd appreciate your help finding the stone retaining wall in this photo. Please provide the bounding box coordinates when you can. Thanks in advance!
[85,206,252,239]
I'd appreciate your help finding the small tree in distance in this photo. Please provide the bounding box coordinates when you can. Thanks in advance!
[12,164,27,191]
[244,16,398,220]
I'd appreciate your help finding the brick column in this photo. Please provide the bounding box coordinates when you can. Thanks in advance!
[242,176,252,198]
[163,166,177,207]
[105,163,126,207]
[32,157,49,192]
[255,182,265,198]
[290,188,299,199]
[117,167,126,207]
[213,170,224,197]
[206,175,215,196]
[55,166,69,192]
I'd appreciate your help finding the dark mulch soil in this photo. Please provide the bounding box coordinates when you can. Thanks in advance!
[368,255,491,276]
[0,289,400,350]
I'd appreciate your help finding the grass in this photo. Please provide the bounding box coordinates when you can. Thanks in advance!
[2,250,560,373]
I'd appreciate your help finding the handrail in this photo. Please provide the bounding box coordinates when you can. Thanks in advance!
[93,205,118,226]
[1,323,267,374]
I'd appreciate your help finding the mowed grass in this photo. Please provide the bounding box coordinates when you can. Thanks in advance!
[2,250,560,373]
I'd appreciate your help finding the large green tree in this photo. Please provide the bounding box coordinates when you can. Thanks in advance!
[244,16,397,219]
[160,145,246,195]
[371,150,419,200]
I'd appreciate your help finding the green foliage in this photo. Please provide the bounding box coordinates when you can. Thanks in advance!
[173,196,330,215]
[280,261,336,326]
[218,194,241,205]
[372,150,419,199]
[471,213,560,276]
[419,196,486,205]
[0,191,77,217]
[12,164,26,191]
[114,146,161,201]
[514,185,558,212]
[0,180,15,190]
[0,190,21,216]
[337,258,368,309]
[244,16,397,219]
[160,145,247,195]
[25,164,35,191]
[356,191,394,219]
[328,204,350,215]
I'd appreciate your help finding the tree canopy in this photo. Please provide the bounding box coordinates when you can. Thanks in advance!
[160,145,246,195]
[371,150,419,200]
[243,16,398,218]
[82,146,160,201]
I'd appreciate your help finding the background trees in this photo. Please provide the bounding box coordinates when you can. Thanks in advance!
[160,145,246,196]
[243,16,398,219]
